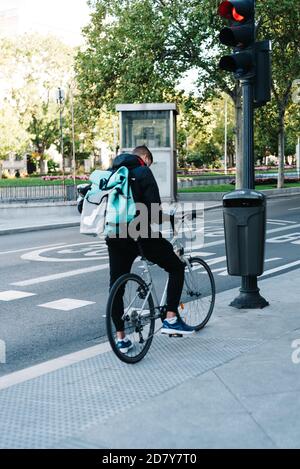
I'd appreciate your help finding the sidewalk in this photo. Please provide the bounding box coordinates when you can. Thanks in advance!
[0,268,300,448]
[0,201,221,235]
[0,202,80,235]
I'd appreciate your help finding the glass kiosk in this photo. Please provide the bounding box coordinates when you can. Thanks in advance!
[116,103,179,201]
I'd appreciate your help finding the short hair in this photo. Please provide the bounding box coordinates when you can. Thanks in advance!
[133,145,153,164]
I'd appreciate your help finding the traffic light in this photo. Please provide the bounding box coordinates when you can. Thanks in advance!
[218,0,256,79]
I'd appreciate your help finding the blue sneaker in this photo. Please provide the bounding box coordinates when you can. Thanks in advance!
[161,318,196,336]
[116,338,133,353]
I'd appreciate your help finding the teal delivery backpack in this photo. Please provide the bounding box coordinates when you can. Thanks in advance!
[80,167,136,237]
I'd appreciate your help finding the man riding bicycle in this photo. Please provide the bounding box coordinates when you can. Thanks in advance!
[106,145,195,353]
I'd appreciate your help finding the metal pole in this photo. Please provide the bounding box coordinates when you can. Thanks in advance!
[230,78,269,309]
[70,87,76,186]
[242,80,255,189]
[59,101,65,200]
[56,88,66,201]
[297,136,300,178]
[224,97,228,175]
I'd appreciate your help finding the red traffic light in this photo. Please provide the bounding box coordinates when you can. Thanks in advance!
[218,0,255,48]
[218,1,253,23]
[232,8,244,21]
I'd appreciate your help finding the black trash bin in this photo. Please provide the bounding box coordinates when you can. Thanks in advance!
[223,190,267,277]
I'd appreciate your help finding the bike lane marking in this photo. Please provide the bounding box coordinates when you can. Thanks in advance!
[11,264,109,287]
[0,243,67,256]
[20,241,107,263]
[10,223,300,288]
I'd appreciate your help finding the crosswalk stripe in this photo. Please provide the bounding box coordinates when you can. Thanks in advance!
[38,298,96,311]
[0,290,36,301]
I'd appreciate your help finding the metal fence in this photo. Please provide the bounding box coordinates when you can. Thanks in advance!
[0,185,77,203]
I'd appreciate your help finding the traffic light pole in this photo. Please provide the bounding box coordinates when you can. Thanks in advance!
[242,79,255,190]
[230,77,269,309]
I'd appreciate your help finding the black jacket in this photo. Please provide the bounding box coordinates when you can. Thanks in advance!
[112,153,162,233]
[112,152,161,209]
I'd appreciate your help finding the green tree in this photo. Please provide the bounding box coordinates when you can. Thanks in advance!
[77,0,300,187]
[0,102,29,177]
[256,0,300,187]
[0,34,75,174]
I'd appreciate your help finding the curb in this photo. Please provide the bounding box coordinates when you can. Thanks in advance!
[0,204,221,236]
[178,189,300,202]
[0,222,80,236]
[0,201,77,209]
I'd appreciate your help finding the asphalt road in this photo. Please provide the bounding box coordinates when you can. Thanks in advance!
[0,195,300,375]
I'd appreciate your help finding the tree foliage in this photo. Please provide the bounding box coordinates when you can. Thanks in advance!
[76,0,300,175]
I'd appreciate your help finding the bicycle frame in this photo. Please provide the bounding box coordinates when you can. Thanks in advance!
[137,247,196,318]
[122,212,199,323]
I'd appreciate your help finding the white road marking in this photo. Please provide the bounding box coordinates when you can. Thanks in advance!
[267,219,297,225]
[10,222,300,288]
[288,207,300,211]
[11,264,109,287]
[206,256,227,266]
[267,221,288,226]
[0,290,36,301]
[0,341,111,391]
[265,223,300,234]
[265,257,282,262]
[192,223,300,251]
[0,243,67,256]
[261,260,300,278]
[21,241,106,263]
[267,233,300,244]
[211,257,282,277]
[190,252,215,258]
[189,256,226,272]
[0,339,6,364]
[211,267,228,275]
[38,298,96,311]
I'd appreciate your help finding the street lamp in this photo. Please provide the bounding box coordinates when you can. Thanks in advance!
[56,87,65,198]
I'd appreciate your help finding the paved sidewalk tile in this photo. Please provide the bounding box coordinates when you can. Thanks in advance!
[76,371,276,449]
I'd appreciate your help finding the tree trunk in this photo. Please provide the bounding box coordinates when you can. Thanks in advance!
[233,85,243,189]
[0,160,3,178]
[277,111,285,189]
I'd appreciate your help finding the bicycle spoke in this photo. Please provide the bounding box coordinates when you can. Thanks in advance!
[106,274,156,363]
[180,257,215,330]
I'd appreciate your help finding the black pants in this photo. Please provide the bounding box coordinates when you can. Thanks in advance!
[106,237,185,332]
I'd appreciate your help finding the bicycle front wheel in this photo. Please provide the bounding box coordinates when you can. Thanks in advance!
[180,257,215,331]
[106,273,155,364]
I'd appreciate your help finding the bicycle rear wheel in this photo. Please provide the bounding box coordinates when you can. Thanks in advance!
[106,273,156,364]
[179,257,215,331]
